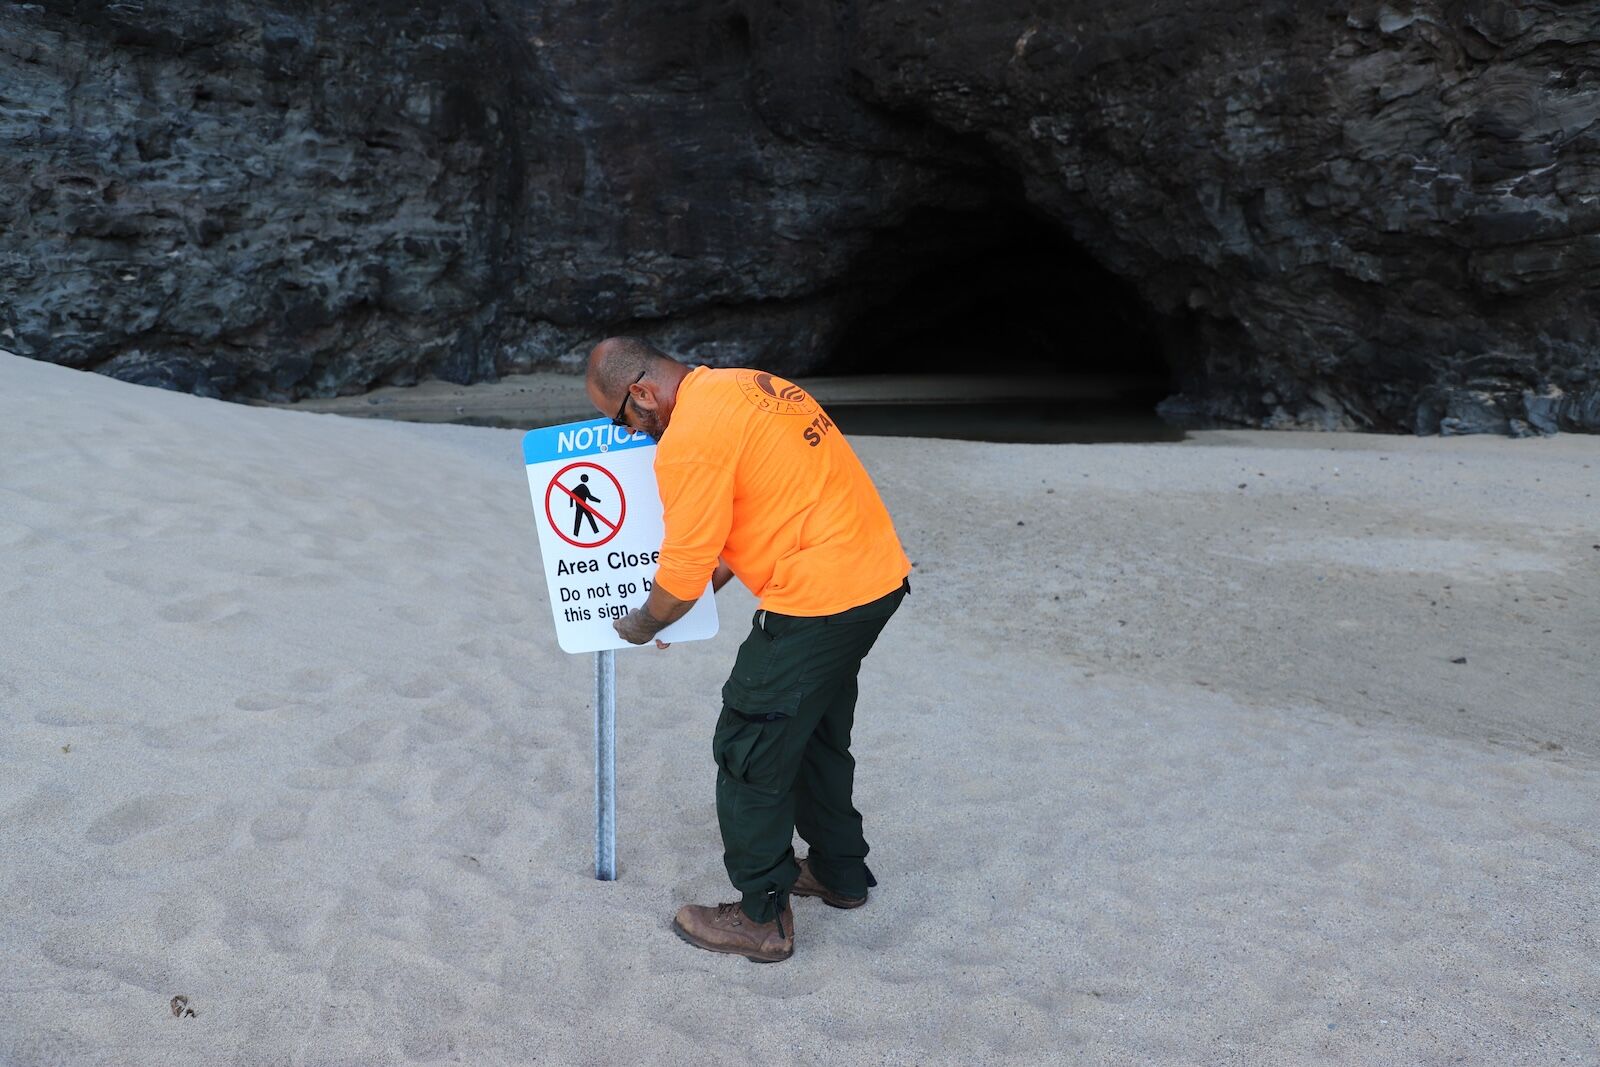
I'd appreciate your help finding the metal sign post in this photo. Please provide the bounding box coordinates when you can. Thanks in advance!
[594,648,617,881]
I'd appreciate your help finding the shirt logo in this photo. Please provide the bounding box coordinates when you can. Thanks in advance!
[736,370,818,416]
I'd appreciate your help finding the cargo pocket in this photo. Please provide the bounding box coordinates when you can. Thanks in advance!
[714,678,801,794]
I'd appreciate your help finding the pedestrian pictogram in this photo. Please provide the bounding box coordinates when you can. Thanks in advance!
[545,461,626,548]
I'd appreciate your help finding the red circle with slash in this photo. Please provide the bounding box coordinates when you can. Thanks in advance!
[545,461,626,548]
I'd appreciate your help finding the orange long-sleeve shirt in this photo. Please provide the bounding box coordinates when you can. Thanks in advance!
[651,367,910,616]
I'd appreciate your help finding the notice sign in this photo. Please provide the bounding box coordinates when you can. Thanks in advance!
[523,419,719,654]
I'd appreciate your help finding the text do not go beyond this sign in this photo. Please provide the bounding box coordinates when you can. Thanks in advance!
[522,419,719,654]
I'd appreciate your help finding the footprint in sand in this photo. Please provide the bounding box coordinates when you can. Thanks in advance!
[157,592,247,625]
[103,568,189,597]
[85,794,194,846]
[250,806,308,844]
[1304,840,1353,873]
[407,703,490,747]
[286,667,346,694]
[314,718,397,767]
[392,603,437,627]
[1071,984,1139,1006]
[394,675,447,700]
[34,705,135,728]
[234,693,293,712]
[0,521,40,549]
[455,636,493,660]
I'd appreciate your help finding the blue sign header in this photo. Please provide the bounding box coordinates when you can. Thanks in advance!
[522,419,653,466]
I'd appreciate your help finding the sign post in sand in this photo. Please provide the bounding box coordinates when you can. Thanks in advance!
[523,419,719,880]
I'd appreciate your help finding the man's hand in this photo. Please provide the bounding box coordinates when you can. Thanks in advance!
[616,569,725,649]
[615,607,667,646]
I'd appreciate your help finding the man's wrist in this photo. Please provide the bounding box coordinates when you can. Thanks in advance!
[630,607,668,635]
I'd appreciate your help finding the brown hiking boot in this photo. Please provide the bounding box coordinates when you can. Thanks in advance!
[791,857,868,910]
[672,901,794,963]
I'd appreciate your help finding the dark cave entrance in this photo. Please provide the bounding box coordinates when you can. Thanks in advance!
[821,199,1184,443]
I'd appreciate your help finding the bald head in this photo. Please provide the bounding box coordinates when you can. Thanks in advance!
[587,337,670,398]
[586,336,689,441]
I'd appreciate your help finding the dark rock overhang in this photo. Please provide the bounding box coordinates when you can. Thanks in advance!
[2,1,1597,434]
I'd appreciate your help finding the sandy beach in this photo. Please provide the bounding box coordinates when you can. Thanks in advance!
[2,352,1597,1065]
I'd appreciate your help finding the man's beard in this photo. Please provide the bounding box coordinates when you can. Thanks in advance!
[635,409,666,441]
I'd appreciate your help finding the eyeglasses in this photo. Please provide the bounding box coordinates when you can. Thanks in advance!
[611,370,647,428]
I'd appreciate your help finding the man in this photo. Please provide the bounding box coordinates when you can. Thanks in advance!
[585,336,910,963]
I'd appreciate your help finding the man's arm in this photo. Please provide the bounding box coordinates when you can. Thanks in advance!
[617,458,735,646]
[614,559,736,645]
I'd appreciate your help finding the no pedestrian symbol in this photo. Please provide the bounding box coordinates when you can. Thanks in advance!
[545,461,626,548]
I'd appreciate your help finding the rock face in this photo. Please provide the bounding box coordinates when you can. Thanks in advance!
[3,1,1598,433]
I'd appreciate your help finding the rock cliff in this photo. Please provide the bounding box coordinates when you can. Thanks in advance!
[3,1,1597,433]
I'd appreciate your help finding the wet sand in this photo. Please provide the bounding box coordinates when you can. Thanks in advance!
[276,370,1177,441]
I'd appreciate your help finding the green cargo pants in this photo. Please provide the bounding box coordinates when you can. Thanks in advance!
[713,579,907,923]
